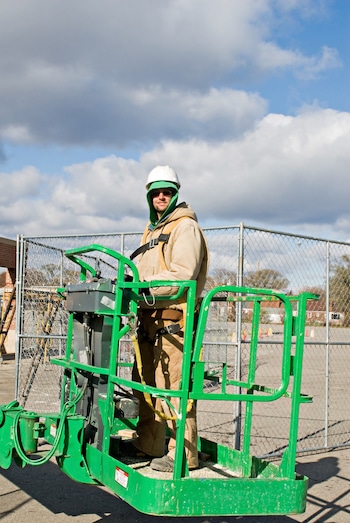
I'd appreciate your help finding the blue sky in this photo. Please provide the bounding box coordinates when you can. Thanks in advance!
[258,2,350,114]
[1,0,349,242]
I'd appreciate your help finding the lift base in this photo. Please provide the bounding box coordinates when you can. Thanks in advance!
[85,442,308,517]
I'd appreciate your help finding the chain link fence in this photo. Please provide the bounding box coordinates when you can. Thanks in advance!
[15,224,350,457]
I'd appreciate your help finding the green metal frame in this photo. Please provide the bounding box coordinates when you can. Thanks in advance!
[0,244,318,517]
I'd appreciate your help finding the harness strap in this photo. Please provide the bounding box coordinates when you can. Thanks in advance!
[137,312,184,343]
[139,308,183,321]
[130,216,189,263]
[155,322,183,338]
[130,234,170,260]
[129,319,193,422]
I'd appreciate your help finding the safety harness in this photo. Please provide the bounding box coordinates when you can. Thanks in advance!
[130,234,171,261]
[130,215,190,340]
[129,215,195,420]
[137,318,183,345]
[130,216,188,263]
[128,311,198,421]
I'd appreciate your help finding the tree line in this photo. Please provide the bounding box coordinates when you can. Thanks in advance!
[25,255,350,326]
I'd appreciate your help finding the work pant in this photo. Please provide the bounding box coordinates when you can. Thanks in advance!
[131,311,198,469]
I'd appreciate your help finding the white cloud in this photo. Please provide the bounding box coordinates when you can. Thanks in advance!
[1,107,349,241]
[0,0,347,243]
[1,125,32,143]
[53,156,145,218]
[0,0,339,147]
[255,42,340,78]
[0,166,43,203]
[274,0,328,18]
[295,46,341,79]
[180,108,350,223]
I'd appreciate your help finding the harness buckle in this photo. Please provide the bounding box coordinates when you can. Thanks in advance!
[156,323,182,338]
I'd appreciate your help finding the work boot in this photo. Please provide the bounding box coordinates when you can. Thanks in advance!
[151,455,199,472]
[150,455,174,472]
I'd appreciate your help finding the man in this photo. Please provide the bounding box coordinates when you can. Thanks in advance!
[124,165,209,472]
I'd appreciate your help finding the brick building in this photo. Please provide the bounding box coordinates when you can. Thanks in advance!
[0,237,16,356]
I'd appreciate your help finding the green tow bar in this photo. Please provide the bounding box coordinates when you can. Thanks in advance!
[0,244,318,516]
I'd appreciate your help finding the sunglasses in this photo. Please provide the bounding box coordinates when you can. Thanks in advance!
[150,189,173,198]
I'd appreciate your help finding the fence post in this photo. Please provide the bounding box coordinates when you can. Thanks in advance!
[325,240,330,448]
[15,235,25,400]
[233,222,245,449]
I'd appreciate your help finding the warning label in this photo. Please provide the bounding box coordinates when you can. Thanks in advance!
[115,466,128,488]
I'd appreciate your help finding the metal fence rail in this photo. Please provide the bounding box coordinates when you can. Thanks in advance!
[15,224,350,457]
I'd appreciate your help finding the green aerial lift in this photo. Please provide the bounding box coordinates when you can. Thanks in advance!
[0,244,317,517]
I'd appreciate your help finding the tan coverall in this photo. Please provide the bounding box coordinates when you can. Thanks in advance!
[132,202,209,469]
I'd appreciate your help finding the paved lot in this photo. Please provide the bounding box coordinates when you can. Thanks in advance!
[1,357,350,523]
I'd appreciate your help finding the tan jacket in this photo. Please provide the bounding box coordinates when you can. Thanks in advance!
[136,202,209,309]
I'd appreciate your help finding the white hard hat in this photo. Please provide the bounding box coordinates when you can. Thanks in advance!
[146,165,181,190]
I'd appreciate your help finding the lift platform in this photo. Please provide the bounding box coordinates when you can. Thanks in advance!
[0,244,318,517]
